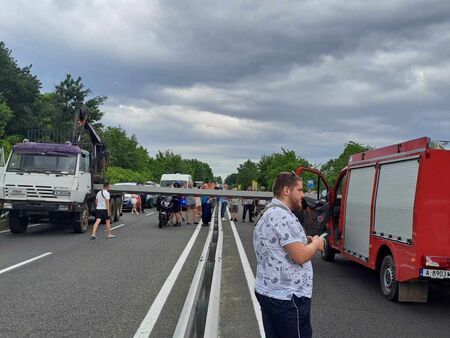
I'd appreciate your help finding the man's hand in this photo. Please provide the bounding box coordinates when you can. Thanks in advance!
[310,235,325,251]
[285,236,325,265]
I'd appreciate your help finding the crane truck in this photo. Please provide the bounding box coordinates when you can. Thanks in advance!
[0,109,122,233]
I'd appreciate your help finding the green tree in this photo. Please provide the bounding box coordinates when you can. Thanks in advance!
[258,149,311,189]
[236,160,259,189]
[52,74,106,131]
[320,141,372,186]
[184,159,214,182]
[102,127,149,171]
[0,42,43,137]
[225,173,237,187]
[0,100,13,137]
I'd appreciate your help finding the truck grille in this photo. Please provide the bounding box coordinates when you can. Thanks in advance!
[5,184,57,199]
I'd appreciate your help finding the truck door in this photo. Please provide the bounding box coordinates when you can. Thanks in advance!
[331,170,347,247]
[78,153,91,195]
[295,167,330,236]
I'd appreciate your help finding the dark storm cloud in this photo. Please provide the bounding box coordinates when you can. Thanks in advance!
[1,0,450,177]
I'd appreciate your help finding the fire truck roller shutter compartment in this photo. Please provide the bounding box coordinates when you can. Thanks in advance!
[344,166,376,261]
[374,158,419,244]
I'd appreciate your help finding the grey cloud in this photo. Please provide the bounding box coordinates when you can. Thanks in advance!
[2,0,450,177]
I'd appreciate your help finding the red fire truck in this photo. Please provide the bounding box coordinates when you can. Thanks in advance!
[296,137,450,302]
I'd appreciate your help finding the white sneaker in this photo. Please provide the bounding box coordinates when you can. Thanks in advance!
[222,217,226,221]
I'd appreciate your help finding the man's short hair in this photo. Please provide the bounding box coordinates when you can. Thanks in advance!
[272,172,301,197]
[103,181,109,188]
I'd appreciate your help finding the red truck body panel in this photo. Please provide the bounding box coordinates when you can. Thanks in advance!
[300,137,450,284]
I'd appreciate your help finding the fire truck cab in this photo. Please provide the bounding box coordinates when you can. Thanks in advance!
[296,137,450,302]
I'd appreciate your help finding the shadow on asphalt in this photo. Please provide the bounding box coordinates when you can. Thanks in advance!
[323,255,450,306]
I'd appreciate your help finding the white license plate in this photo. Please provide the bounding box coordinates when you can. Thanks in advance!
[420,269,450,279]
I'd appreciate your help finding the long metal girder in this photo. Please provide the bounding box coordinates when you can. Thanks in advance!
[95,184,274,199]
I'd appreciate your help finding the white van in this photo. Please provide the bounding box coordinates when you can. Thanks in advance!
[159,173,193,188]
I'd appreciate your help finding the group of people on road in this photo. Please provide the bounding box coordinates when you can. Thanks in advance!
[90,174,323,338]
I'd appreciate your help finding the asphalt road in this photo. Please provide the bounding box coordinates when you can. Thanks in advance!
[0,210,208,337]
[233,218,450,338]
[0,208,449,338]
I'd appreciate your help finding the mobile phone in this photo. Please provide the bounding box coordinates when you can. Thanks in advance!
[319,232,328,239]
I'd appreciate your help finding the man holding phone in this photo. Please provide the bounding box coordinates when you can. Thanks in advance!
[253,172,325,338]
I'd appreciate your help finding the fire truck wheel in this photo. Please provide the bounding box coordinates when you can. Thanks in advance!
[380,255,399,301]
[73,203,89,233]
[321,236,336,261]
[8,211,28,234]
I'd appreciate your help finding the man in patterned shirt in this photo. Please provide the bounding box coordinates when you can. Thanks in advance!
[253,172,325,338]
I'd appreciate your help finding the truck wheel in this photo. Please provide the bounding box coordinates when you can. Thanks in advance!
[8,211,28,234]
[109,199,116,224]
[73,203,89,233]
[380,255,399,301]
[114,197,121,222]
[321,235,336,261]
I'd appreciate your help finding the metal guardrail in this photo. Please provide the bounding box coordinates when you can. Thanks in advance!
[173,204,223,338]
[203,204,223,337]
[98,184,274,199]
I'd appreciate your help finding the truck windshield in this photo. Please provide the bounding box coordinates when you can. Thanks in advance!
[7,151,77,175]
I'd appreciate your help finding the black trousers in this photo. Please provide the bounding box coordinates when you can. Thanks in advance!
[242,204,254,221]
[255,292,312,338]
[201,203,212,224]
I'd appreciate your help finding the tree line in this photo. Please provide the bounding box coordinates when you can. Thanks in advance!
[1,41,371,188]
[225,141,372,190]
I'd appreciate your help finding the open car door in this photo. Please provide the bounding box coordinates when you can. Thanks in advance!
[295,166,331,236]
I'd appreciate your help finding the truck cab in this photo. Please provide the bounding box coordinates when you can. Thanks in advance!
[0,140,92,233]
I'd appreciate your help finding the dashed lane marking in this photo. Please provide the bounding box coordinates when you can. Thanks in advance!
[134,222,203,337]
[145,212,155,216]
[110,223,125,231]
[227,208,266,338]
[0,223,41,234]
[0,252,52,275]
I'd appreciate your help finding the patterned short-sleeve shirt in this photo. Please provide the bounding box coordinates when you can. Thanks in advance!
[253,198,313,300]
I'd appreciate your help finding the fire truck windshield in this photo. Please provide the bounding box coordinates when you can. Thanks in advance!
[7,151,77,175]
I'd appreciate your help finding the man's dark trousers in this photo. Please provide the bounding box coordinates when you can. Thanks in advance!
[255,292,312,338]
[201,203,212,224]
[242,204,254,221]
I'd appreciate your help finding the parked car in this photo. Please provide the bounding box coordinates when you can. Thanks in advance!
[113,182,158,212]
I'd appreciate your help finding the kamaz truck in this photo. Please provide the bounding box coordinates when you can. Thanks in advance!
[0,109,122,233]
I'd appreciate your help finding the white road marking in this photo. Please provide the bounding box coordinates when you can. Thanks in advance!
[145,212,155,216]
[227,209,266,338]
[134,220,205,337]
[0,252,52,275]
[110,223,125,231]
[0,223,41,234]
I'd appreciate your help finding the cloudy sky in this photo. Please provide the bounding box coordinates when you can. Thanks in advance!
[1,0,450,178]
